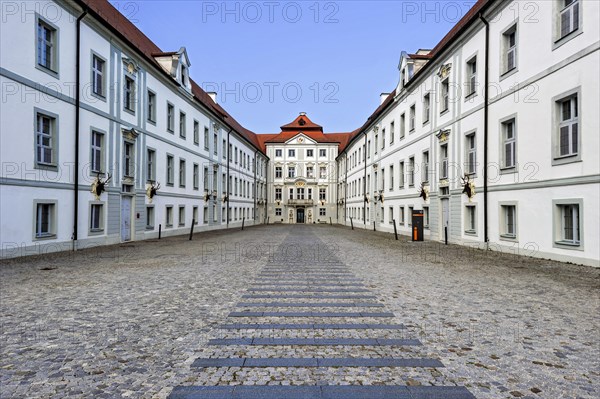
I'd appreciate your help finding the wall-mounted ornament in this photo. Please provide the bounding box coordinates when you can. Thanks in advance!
[437,63,452,79]
[418,182,429,202]
[146,182,160,202]
[461,174,476,201]
[436,129,450,143]
[91,173,111,200]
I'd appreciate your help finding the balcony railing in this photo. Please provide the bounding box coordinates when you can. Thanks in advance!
[287,199,314,206]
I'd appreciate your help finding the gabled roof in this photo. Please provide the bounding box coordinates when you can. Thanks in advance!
[280,114,323,131]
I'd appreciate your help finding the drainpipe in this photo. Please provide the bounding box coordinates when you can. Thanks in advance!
[226,127,232,227]
[265,158,269,224]
[73,8,87,250]
[363,134,367,226]
[480,13,490,246]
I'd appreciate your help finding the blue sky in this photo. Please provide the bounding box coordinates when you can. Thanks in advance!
[122,1,476,133]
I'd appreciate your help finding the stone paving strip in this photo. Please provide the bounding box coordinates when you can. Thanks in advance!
[191,358,444,368]
[169,385,474,398]
[169,227,474,398]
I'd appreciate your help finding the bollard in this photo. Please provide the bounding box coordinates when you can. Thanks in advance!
[329,217,332,225]
[158,224,162,239]
[350,217,354,230]
[445,226,448,245]
[373,221,376,231]
[189,219,195,241]
[242,217,245,231]
[393,219,398,240]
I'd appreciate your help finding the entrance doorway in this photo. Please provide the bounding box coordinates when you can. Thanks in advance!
[121,196,132,241]
[296,208,305,224]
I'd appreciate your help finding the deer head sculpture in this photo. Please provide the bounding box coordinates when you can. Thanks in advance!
[91,173,111,200]
[418,182,429,201]
[146,182,160,202]
[461,174,475,201]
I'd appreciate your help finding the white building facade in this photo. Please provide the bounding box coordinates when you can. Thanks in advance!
[336,0,600,267]
[259,114,343,224]
[0,0,268,258]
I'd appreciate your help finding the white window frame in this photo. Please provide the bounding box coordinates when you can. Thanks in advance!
[501,117,517,170]
[501,23,518,76]
[34,109,58,169]
[33,200,57,240]
[499,202,518,241]
[553,199,583,249]
[36,15,58,76]
[91,52,106,99]
[465,132,477,176]
[89,202,104,233]
[90,129,105,175]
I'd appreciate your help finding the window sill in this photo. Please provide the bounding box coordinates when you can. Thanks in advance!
[464,230,477,236]
[500,167,516,175]
[34,233,56,241]
[180,135,186,139]
[167,129,174,134]
[146,226,154,230]
[89,229,104,236]
[423,120,430,126]
[36,63,59,79]
[552,154,581,166]
[440,109,449,116]
[500,234,518,242]
[465,92,477,101]
[166,224,173,228]
[147,119,156,126]
[500,67,518,81]
[553,29,583,50]
[91,92,107,102]
[166,183,174,187]
[35,163,58,172]
[123,108,136,116]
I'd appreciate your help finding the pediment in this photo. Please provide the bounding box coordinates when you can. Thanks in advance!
[285,133,317,145]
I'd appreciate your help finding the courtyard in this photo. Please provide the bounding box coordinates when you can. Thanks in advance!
[1,225,598,398]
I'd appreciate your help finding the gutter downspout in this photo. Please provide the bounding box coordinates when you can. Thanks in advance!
[480,13,490,246]
[265,158,269,224]
[363,134,367,227]
[74,9,87,250]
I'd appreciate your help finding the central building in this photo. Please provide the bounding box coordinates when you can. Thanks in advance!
[258,114,351,224]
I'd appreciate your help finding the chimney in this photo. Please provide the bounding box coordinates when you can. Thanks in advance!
[207,92,217,103]
[380,93,390,105]
[299,112,307,116]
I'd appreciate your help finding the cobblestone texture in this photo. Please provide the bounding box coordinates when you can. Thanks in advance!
[1,224,598,398]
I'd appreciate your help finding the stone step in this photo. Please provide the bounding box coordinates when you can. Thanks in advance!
[207,338,421,346]
[218,323,405,330]
[228,311,394,318]
[236,302,384,308]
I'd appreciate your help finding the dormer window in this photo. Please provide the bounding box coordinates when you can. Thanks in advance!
[181,64,189,86]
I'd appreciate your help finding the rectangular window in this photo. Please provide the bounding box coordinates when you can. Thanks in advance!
[204,127,209,150]
[559,203,580,245]
[399,206,405,225]
[307,149,314,157]
[275,149,282,157]
[37,19,56,71]
[390,121,395,144]
[289,188,294,200]
[465,205,476,233]
[193,163,199,190]
[179,159,186,187]
[35,203,55,238]
[193,120,199,145]
[408,206,413,226]
[297,188,305,200]
[399,161,405,188]
[92,55,105,97]
[466,57,477,96]
[382,129,386,149]
[179,112,186,138]
[319,166,327,179]
[307,188,313,200]
[423,206,429,228]
[400,113,406,138]
[275,208,282,216]
[389,207,394,224]
[124,76,135,112]
[146,148,156,182]
[288,166,296,178]
[374,135,378,154]
[167,103,174,132]
[320,208,326,217]
[389,165,394,190]
[146,206,154,229]
[440,145,448,179]
[288,149,296,157]
[409,105,415,131]
[90,203,103,232]
[275,188,282,200]
[166,155,174,185]
[319,188,326,201]
[166,206,173,227]
[466,133,477,175]
[319,149,326,157]
[503,25,518,73]
[193,206,199,225]
[179,206,185,226]
[90,131,104,174]
[558,95,578,157]
[502,119,516,168]
[214,133,218,155]
[275,166,283,178]
[147,90,156,122]
[306,166,314,178]
[423,93,430,123]
[440,79,449,113]
[422,151,429,183]
[36,113,55,166]
[123,142,134,177]
[560,0,580,39]
[502,205,517,238]
[408,157,415,186]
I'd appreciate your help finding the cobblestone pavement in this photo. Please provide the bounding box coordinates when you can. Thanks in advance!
[1,225,599,398]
